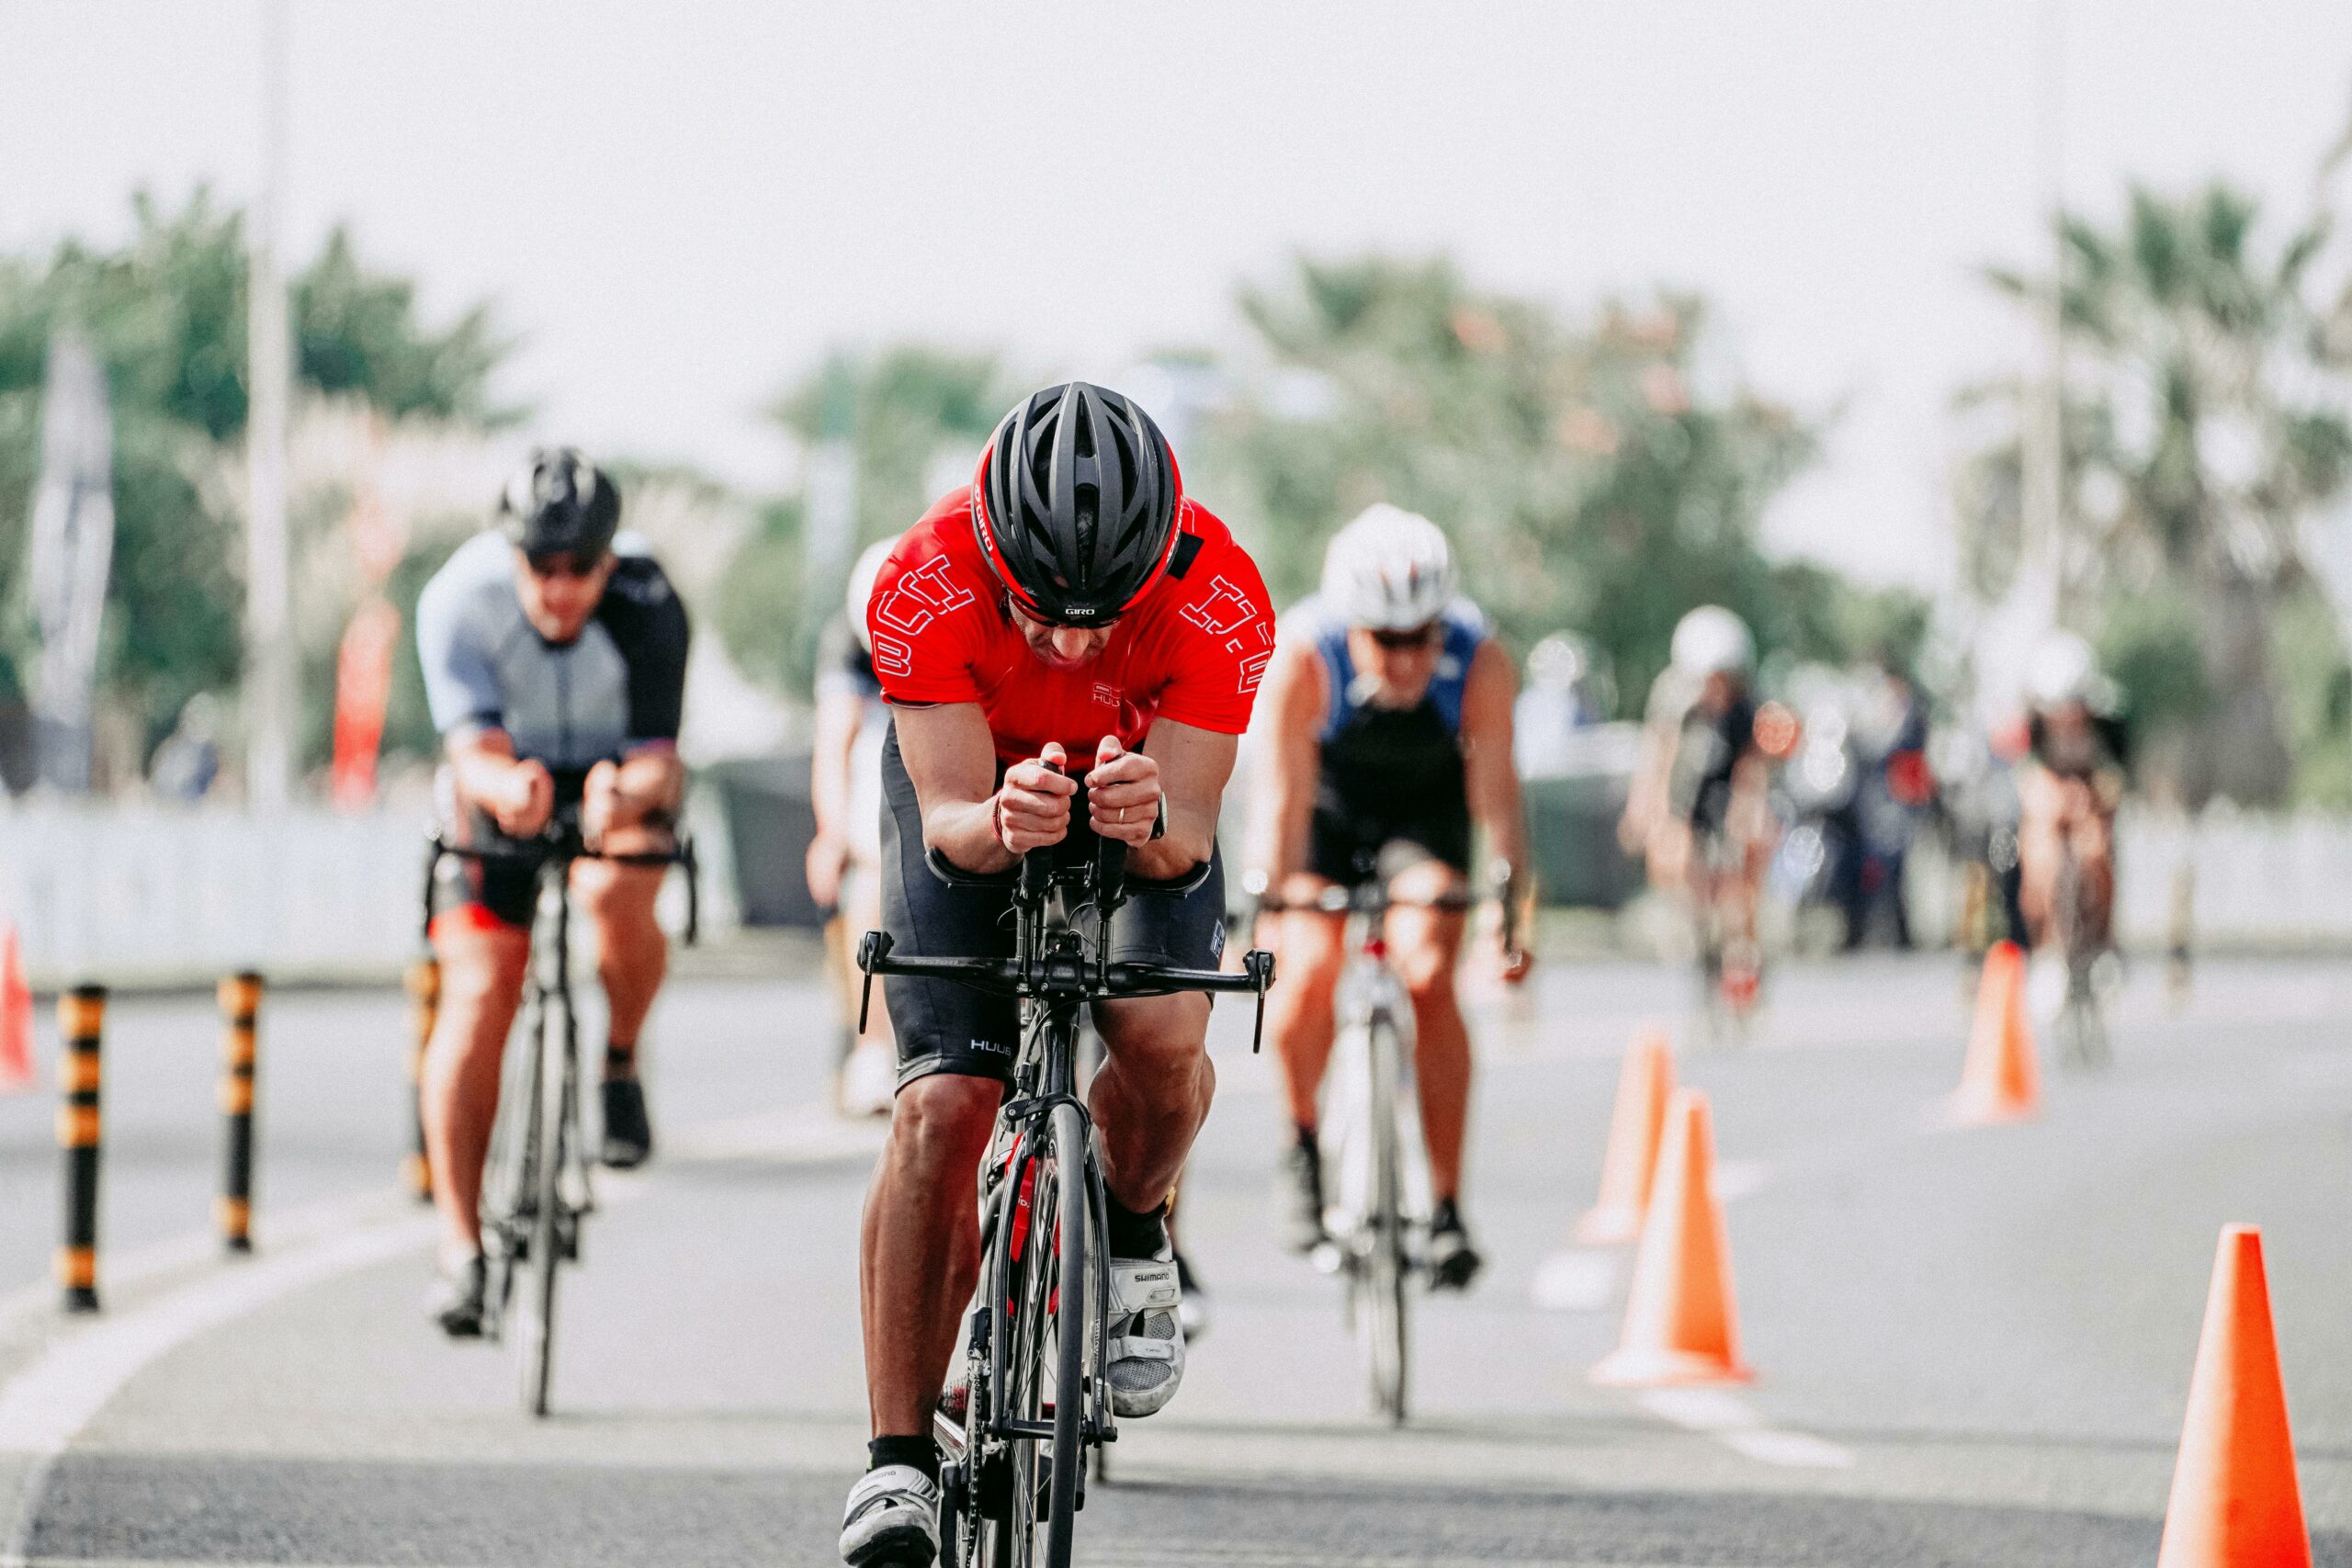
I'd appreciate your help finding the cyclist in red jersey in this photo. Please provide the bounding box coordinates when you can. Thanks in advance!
[841,384,1272,1568]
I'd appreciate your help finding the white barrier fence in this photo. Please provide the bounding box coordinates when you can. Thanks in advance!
[0,797,737,990]
[0,798,2341,987]
[2116,807,2352,953]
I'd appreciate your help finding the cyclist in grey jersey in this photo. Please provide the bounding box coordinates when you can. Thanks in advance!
[413,448,690,1337]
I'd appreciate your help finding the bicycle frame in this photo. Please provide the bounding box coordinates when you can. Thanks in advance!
[862,827,1273,1567]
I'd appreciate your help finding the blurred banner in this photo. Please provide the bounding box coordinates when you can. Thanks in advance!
[330,596,400,808]
[27,329,116,794]
[330,429,407,810]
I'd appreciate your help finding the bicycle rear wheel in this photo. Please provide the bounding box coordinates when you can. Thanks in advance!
[516,1003,570,1416]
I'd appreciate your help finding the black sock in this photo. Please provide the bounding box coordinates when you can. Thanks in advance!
[605,1043,635,1081]
[1431,1196,1461,1232]
[1104,1194,1169,1258]
[868,1434,939,1482]
[1294,1122,1317,1152]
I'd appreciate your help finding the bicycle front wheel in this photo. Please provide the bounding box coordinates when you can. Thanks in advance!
[1362,1014,1409,1426]
[1042,1101,1090,1568]
[517,1004,570,1416]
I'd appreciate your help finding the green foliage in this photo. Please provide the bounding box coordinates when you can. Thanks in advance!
[1960,180,2352,805]
[2096,584,2211,736]
[769,344,1011,555]
[714,497,809,696]
[294,227,514,426]
[1199,256,1819,715]
[0,189,508,766]
[757,345,1013,697]
[2270,581,2352,809]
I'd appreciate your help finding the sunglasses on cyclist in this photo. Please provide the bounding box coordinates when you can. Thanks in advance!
[524,549,606,581]
[1008,598,1123,635]
[1367,622,1440,651]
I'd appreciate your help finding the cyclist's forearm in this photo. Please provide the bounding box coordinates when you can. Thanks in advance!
[1125,793,1216,881]
[923,796,1019,874]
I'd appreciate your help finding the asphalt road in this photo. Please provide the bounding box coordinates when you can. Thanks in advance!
[0,948,2346,1566]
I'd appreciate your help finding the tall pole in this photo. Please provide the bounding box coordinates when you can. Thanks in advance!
[2019,0,2066,631]
[245,0,294,810]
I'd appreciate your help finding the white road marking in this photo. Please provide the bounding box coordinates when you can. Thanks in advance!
[1637,1387,1854,1470]
[1528,1247,1619,1312]
[0,1210,436,1566]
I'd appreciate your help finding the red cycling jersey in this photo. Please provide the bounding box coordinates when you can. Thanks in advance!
[867,487,1275,764]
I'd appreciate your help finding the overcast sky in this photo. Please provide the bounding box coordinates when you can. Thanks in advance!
[4,2,2350,587]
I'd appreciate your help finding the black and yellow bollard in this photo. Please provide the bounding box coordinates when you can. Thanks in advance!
[403,959,438,1203]
[217,971,263,1254]
[57,983,105,1313]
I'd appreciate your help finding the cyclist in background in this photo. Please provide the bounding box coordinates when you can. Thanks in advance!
[840,383,1273,1568]
[413,448,689,1337]
[808,540,899,1118]
[2016,631,2128,955]
[1621,606,1772,1000]
[1245,505,1531,1292]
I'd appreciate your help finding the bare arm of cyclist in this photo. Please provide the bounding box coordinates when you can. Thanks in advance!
[1459,639,1532,979]
[806,685,864,906]
[1620,716,1674,855]
[1240,636,1327,903]
[1099,719,1238,881]
[582,749,684,852]
[448,728,555,839]
[893,701,1075,871]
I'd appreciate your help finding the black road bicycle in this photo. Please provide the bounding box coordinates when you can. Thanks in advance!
[422,811,698,1416]
[858,820,1272,1568]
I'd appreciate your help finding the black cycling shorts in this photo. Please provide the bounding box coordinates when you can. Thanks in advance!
[878,721,1227,1092]
[1306,801,1471,889]
[428,768,591,933]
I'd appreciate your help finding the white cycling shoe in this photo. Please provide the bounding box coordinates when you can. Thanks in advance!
[1106,1247,1186,1418]
[839,1465,940,1566]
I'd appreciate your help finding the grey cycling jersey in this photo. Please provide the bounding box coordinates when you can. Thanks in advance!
[415,529,690,772]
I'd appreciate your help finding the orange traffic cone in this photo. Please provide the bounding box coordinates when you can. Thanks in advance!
[1949,940,2039,1125]
[1591,1089,1752,1386]
[0,921,31,1094]
[2155,1225,2312,1568]
[1576,1027,1675,1245]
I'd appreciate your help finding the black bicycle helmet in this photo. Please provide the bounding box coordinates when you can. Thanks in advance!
[971,382,1182,624]
[497,446,620,561]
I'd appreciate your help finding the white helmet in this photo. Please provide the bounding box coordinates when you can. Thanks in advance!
[846,538,897,655]
[1320,503,1456,631]
[1670,605,1754,679]
[2025,629,2098,707]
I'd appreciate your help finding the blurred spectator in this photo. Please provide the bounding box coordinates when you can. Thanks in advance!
[1514,633,1613,776]
[149,694,221,803]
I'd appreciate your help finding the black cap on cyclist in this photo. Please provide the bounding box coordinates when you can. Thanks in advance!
[971,382,1182,625]
[498,446,620,562]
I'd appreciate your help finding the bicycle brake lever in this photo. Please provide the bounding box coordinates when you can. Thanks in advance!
[856,930,891,1033]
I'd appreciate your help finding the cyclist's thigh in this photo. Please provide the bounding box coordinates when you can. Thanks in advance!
[1380,846,1467,967]
[878,722,1019,1090]
[425,917,530,1056]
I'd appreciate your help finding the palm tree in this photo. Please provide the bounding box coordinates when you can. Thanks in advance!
[1961,183,2352,805]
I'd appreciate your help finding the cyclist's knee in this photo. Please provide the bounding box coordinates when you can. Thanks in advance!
[571,862,662,929]
[1098,995,1211,1078]
[1398,950,1460,1013]
[888,1074,1000,1174]
[434,928,527,1010]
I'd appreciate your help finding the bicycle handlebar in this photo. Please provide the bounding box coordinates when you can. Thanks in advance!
[423,826,702,946]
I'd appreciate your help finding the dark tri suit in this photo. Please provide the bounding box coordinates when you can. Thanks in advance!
[1294,594,1486,887]
[414,529,691,929]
